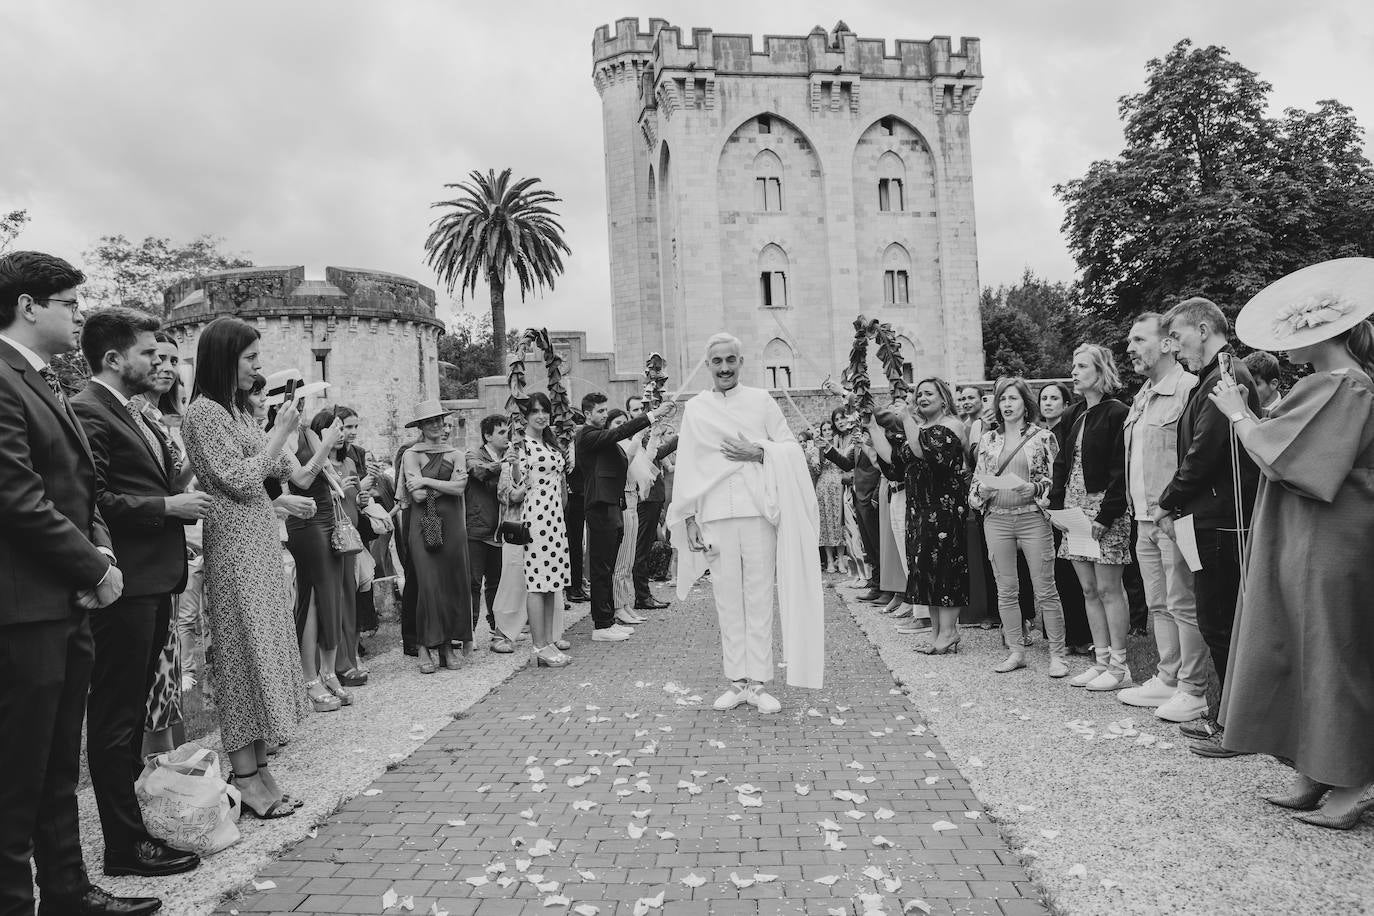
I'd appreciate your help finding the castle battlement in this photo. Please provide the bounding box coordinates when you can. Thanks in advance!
[594,17,980,82]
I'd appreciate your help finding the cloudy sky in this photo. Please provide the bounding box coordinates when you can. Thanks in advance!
[4,1,1371,348]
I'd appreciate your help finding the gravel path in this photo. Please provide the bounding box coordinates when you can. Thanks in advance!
[841,584,1374,916]
[75,606,588,916]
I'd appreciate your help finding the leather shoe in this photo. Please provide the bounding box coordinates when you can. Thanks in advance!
[634,598,669,610]
[38,884,161,915]
[858,588,882,601]
[402,644,419,658]
[104,839,199,878]
[565,590,589,603]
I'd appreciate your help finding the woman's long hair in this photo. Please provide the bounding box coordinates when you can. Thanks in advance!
[520,391,561,452]
[1343,320,1374,378]
[191,317,259,413]
[913,376,957,419]
[988,377,1039,434]
[154,331,183,418]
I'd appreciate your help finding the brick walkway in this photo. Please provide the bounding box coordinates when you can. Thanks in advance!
[220,582,1046,916]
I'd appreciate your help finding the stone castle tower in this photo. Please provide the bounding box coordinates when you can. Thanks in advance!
[162,265,444,457]
[592,18,986,388]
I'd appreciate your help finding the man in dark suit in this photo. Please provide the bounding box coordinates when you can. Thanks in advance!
[575,392,673,642]
[625,396,678,611]
[564,419,588,602]
[1155,296,1261,759]
[70,308,204,880]
[0,251,160,916]
[465,414,511,650]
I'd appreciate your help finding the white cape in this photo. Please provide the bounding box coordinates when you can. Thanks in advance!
[666,390,824,689]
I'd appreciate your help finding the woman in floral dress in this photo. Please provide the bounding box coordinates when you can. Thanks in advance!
[871,378,969,654]
[1049,344,1133,691]
[810,420,846,571]
[182,317,310,819]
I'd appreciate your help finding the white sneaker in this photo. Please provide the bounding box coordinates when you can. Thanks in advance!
[1048,656,1069,678]
[1155,690,1208,723]
[591,626,632,642]
[713,683,751,711]
[1117,675,1175,708]
[747,687,781,715]
[1085,667,1134,692]
[1069,664,1107,688]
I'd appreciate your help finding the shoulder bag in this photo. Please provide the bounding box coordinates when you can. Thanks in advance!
[498,445,533,546]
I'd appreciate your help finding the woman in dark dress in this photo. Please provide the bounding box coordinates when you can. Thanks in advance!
[871,377,970,655]
[1040,381,1091,653]
[400,401,473,673]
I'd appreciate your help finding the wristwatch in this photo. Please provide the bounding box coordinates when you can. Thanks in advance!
[1228,411,1247,424]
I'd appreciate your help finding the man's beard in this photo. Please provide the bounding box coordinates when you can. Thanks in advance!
[120,363,156,395]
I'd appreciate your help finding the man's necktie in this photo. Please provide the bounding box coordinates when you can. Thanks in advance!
[141,402,184,474]
[38,365,66,407]
[127,399,166,465]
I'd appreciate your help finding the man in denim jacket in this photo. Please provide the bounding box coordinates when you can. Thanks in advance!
[1120,313,1205,723]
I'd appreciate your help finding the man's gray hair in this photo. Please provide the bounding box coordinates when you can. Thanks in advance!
[704,332,743,356]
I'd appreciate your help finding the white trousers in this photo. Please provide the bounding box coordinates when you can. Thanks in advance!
[1136,520,1205,695]
[702,516,777,683]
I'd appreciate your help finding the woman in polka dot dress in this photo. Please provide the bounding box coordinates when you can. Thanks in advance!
[514,393,572,667]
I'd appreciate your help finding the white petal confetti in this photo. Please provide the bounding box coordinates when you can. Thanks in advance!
[681,872,707,888]
[729,873,755,889]
[362,789,382,797]
[846,761,865,770]
[964,811,982,820]
[882,876,902,892]
[574,907,599,916]
[516,859,531,872]
[815,875,840,886]
[477,784,491,793]
[857,775,876,784]
[632,891,665,915]
[923,776,940,785]
[794,783,811,795]
[632,808,651,818]
[931,820,958,831]
[529,838,556,858]
[657,830,675,840]
[863,866,886,880]
[903,901,933,915]
[628,823,646,839]
[819,818,843,831]
[872,836,895,848]
[382,888,399,909]
[252,880,276,891]
[875,808,895,820]
[572,800,597,811]
[754,873,778,883]
[536,881,560,893]
[544,896,571,908]
[830,717,846,725]
[845,810,867,820]
[464,876,488,887]
[579,870,596,880]
[736,793,763,808]
[528,767,546,782]
[518,714,536,721]
[691,769,708,778]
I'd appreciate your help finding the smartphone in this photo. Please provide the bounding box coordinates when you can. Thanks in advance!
[283,378,299,404]
[1218,352,1235,384]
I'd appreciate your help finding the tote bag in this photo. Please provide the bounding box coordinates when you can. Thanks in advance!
[135,746,241,855]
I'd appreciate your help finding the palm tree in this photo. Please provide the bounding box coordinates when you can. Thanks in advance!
[424,169,571,372]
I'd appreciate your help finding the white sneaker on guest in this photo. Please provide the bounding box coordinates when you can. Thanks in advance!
[591,625,632,642]
[713,682,751,711]
[1155,690,1208,723]
[1117,675,1175,707]
[747,687,782,715]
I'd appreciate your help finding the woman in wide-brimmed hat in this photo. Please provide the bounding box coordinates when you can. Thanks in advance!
[1210,257,1374,829]
[399,400,473,673]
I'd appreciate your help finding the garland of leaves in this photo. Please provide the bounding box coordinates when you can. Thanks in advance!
[642,352,667,409]
[845,315,911,419]
[506,328,575,453]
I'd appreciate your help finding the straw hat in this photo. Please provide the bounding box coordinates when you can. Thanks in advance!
[263,369,330,407]
[1236,257,1374,351]
[405,399,452,428]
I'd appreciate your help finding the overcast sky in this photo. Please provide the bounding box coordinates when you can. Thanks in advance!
[4,1,1372,348]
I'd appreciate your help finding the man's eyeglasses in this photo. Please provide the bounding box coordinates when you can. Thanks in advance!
[37,297,81,315]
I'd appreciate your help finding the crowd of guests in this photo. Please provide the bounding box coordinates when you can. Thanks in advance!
[2,248,1371,916]
[804,285,1373,831]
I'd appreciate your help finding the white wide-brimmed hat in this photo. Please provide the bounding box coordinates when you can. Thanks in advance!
[405,399,452,428]
[263,369,331,407]
[1236,257,1374,351]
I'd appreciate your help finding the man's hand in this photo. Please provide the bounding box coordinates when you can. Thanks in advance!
[822,378,845,397]
[650,401,677,423]
[720,433,764,464]
[1091,521,1107,540]
[275,494,317,519]
[165,491,212,520]
[80,565,124,609]
[1150,505,1176,539]
[684,517,708,552]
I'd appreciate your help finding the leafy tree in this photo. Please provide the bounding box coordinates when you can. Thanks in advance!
[1056,39,1374,335]
[82,233,253,316]
[1,209,30,253]
[437,310,522,399]
[424,169,570,370]
[979,269,1089,379]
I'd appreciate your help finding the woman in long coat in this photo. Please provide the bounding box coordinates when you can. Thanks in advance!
[1212,259,1374,829]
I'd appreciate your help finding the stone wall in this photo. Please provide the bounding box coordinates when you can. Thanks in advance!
[593,18,986,390]
[163,266,443,460]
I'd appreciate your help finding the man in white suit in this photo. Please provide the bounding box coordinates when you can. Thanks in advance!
[667,333,824,714]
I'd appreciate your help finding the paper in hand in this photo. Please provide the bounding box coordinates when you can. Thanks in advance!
[1047,508,1101,560]
[976,472,1028,491]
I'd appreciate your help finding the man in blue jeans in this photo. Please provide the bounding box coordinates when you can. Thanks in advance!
[1154,297,1260,757]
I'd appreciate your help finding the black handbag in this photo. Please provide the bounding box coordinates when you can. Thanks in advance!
[498,450,533,546]
[419,494,444,552]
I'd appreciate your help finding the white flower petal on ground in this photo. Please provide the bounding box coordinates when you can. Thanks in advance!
[398,898,415,913]
[736,793,763,808]
[657,830,675,840]
[708,740,726,749]
[754,873,779,883]
[681,873,707,888]
[845,810,867,820]
[931,820,958,831]
[528,768,546,782]
[882,876,902,892]
[529,838,556,858]
[857,776,876,784]
[964,811,982,819]
[566,776,591,788]
[428,903,449,916]
[735,783,761,794]
[573,906,599,916]
[362,789,382,797]
[815,875,840,886]
[518,809,534,820]
[525,755,539,765]
[862,866,886,880]
[612,758,633,767]
[588,767,603,776]
[828,909,847,916]
[496,877,516,889]
[633,891,665,915]
[477,785,491,794]
[726,814,743,821]
[823,832,847,851]
[794,783,811,795]
[485,862,507,874]
[578,870,596,880]
[518,714,536,721]
[875,808,895,820]
[632,808,651,818]
[903,900,933,914]
[554,758,573,767]
[832,790,868,804]
[869,731,886,738]
[846,761,865,770]
[1066,863,1088,878]
[819,818,843,832]
[532,783,548,793]
[923,776,940,785]
[807,708,823,717]
[543,896,570,908]
[635,780,653,793]
[251,880,276,891]
[923,751,937,759]
[613,778,628,786]
[536,881,560,893]
[1102,879,1122,891]
[516,859,531,872]
[572,800,597,811]
[729,873,755,889]
[691,769,708,778]
[464,876,488,888]
[872,836,895,848]
[627,823,646,839]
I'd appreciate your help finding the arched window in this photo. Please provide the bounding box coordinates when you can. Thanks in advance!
[753,149,784,212]
[648,164,656,202]
[882,243,911,306]
[758,244,789,309]
[896,335,916,383]
[762,337,795,389]
[878,151,906,212]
